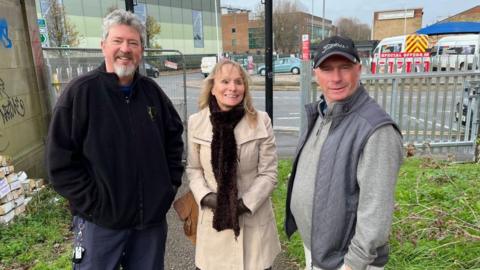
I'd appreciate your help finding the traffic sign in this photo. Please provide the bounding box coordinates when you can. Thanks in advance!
[40,33,49,47]
[37,18,46,28]
[37,17,48,47]
[40,33,46,43]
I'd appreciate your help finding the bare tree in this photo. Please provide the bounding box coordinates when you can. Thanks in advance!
[272,1,303,54]
[45,0,79,47]
[336,17,371,41]
[146,16,162,48]
[251,1,309,54]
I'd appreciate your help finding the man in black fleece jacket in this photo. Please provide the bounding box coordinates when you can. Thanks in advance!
[46,9,183,270]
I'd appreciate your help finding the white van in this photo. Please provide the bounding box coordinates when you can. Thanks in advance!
[373,35,410,55]
[430,34,480,71]
[200,56,217,77]
[371,34,429,73]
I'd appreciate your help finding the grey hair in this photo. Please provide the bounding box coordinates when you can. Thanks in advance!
[102,9,146,46]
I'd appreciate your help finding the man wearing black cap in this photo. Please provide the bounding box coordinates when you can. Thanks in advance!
[285,36,403,270]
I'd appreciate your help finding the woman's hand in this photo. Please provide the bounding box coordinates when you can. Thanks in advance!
[201,192,218,209]
[237,199,251,215]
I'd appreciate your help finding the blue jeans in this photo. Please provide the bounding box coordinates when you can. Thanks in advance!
[72,216,167,270]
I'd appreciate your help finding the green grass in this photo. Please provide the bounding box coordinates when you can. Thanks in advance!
[273,158,480,269]
[0,187,72,270]
[273,159,306,266]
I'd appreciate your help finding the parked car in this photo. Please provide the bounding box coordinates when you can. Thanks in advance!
[145,62,159,78]
[257,57,302,76]
[201,56,217,77]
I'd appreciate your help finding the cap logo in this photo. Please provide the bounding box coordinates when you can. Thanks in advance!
[322,42,347,53]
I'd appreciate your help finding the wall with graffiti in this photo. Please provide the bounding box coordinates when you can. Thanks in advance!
[0,0,50,177]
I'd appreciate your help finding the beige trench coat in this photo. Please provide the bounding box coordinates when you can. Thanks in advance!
[187,108,281,270]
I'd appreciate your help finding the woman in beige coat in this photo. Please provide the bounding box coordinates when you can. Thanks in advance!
[187,59,281,270]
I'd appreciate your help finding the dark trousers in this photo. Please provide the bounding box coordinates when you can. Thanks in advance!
[72,216,167,270]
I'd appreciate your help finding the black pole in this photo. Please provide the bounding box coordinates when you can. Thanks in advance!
[125,0,134,12]
[264,0,273,122]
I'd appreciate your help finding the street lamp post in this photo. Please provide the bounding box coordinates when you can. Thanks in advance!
[264,0,273,121]
[322,0,325,40]
[311,0,314,42]
[214,0,221,61]
[125,0,134,12]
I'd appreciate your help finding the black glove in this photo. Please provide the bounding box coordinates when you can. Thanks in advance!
[201,193,217,209]
[237,199,251,215]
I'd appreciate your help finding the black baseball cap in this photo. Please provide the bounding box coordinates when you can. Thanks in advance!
[313,36,360,68]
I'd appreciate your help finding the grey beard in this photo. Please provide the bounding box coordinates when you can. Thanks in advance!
[114,64,136,78]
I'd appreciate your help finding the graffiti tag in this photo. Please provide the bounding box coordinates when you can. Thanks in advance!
[0,78,26,125]
[0,18,13,49]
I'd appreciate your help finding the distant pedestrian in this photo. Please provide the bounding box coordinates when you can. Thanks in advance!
[46,9,184,270]
[187,59,281,270]
[285,36,403,270]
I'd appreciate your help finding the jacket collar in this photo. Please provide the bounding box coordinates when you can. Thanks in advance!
[306,84,370,130]
[192,108,268,145]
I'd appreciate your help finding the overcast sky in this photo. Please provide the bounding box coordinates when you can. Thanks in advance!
[220,0,479,27]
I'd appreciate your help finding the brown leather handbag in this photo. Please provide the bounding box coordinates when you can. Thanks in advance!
[173,190,198,245]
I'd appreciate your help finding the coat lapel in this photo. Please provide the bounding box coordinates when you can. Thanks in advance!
[235,113,268,145]
[191,108,213,144]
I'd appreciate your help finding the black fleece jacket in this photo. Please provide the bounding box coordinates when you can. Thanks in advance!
[46,63,184,229]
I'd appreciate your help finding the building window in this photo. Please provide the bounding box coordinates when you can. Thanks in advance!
[248,27,264,49]
[232,39,237,47]
[232,28,236,33]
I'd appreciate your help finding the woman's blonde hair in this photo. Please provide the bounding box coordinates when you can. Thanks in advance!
[198,59,257,125]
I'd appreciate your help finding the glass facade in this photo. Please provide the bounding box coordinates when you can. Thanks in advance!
[35,0,221,54]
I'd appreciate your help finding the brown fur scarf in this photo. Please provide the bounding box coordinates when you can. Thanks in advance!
[209,96,245,237]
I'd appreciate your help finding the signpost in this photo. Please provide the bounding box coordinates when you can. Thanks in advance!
[302,34,310,60]
[300,34,313,134]
[37,18,49,47]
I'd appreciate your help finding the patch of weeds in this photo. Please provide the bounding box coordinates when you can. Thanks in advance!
[0,186,72,269]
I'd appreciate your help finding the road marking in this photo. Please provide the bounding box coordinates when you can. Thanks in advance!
[407,116,456,131]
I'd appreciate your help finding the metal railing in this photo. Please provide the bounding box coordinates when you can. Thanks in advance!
[361,71,480,160]
[42,48,187,123]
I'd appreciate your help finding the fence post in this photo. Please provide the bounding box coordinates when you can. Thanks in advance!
[300,61,312,136]
[390,77,399,121]
[472,83,480,162]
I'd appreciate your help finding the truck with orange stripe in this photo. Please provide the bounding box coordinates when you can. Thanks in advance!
[371,34,430,74]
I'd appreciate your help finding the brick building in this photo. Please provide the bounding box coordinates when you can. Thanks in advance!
[221,8,333,55]
[221,10,250,54]
[439,5,480,22]
[372,8,423,40]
